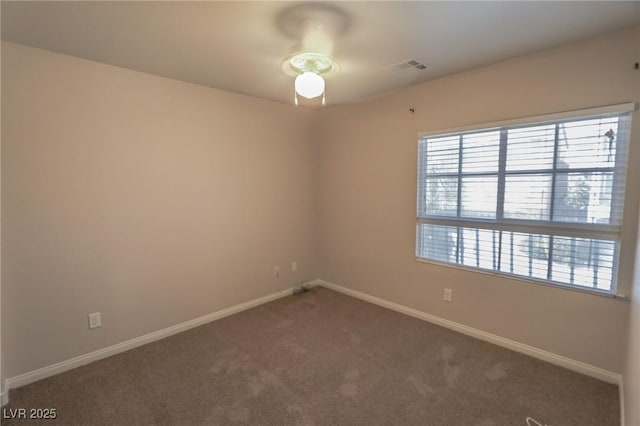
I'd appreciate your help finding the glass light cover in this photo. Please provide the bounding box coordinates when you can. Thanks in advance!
[295,71,325,99]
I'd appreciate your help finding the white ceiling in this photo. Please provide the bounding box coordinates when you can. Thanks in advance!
[2,1,640,107]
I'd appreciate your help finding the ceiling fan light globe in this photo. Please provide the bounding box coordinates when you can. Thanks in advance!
[295,71,325,99]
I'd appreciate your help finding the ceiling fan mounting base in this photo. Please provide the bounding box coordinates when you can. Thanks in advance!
[282,51,340,78]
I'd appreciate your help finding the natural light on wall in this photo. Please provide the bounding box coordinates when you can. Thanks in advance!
[415,103,634,295]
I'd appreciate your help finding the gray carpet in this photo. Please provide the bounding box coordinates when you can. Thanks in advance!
[2,287,618,425]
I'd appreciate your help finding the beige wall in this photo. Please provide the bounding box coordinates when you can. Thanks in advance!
[0,21,4,402]
[624,28,640,426]
[1,42,319,378]
[626,223,640,425]
[317,27,640,373]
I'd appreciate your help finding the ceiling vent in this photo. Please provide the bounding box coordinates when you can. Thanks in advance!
[388,58,429,72]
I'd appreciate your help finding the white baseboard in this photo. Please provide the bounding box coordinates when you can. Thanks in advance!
[4,287,295,397]
[316,279,622,385]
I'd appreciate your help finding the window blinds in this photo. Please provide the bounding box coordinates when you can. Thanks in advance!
[416,104,633,293]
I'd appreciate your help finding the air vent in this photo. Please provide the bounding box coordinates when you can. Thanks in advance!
[387,58,429,72]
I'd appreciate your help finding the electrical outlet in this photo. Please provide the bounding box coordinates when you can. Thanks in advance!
[443,288,453,303]
[88,312,102,329]
[273,265,280,278]
[291,261,298,272]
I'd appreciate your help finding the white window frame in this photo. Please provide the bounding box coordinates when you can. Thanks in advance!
[416,103,635,296]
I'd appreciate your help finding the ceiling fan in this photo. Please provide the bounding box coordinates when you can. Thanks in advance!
[276,3,351,106]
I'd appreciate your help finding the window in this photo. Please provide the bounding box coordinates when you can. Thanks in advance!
[416,104,633,294]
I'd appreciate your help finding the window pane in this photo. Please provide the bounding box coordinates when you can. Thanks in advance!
[553,172,613,224]
[417,224,457,263]
[461,176,497,218]
[461,131,500,173]
[417,225,617,292]
[550,237,615,291]
[461,228,499,270]
[506,125,555,171]
[503,174,552,220]
[500,232,550,280]
[423,177,458,216]
[557,117,619,169]
[424,135,459,174]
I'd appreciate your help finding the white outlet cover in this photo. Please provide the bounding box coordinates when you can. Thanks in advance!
[291,261,298,272]
[88,312,102,329]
